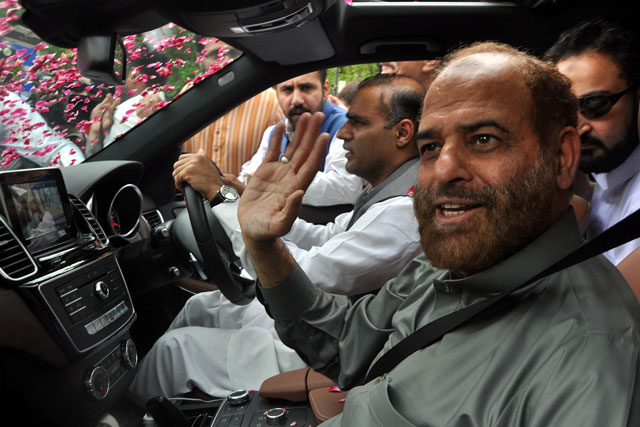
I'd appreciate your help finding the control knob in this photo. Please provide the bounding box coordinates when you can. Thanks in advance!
[154,226,170,239]
[266,408,287,425]
[94,281,110,299]
[227,389,250,406]
[167,266,181,278]
[84,366,110,400]
[122,338,138,368]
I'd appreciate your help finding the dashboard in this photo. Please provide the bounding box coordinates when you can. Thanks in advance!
[0,162,188,426]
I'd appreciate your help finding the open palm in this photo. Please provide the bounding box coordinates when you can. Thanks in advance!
[238,112,329,242]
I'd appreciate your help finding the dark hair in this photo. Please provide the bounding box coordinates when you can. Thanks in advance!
[128,42,169,87]
[543,20,640,87]
[317,69,327,84]
[337,80,359,107]
[439,41,578,154]
[357,73,425,131]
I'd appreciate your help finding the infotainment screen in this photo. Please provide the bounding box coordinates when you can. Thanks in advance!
[0,169,76,253]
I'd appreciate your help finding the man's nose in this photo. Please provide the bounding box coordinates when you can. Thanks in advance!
[337,122,352,141]
[576,113,593,136]
[291,88,305,106]
[433,141,473,184]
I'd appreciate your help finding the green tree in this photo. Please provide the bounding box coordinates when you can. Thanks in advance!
[327,64,379,94]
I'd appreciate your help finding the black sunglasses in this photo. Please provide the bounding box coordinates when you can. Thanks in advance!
[577,86,636,119]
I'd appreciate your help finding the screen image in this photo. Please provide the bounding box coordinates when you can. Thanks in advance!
[9,180,68,251]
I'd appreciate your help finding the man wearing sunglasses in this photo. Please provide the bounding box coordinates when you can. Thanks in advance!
[545,20,640,265]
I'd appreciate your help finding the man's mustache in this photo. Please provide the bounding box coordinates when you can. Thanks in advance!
[288,106,311,117]
[416,182,497,210]
[580,134,605,149]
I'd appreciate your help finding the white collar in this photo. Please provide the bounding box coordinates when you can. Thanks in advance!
[592,144,640,191]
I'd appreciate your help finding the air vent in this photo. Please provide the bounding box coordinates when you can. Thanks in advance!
[69,195,109,247]
[0,217,38,282]
[235,2,313,34]
[142,209,164,230]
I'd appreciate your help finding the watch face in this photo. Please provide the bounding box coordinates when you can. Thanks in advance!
[220,185,239,201]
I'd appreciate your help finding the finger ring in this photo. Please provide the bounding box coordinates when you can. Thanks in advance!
[280,156,290,164]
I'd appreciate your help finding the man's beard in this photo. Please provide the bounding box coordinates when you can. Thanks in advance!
[579,131,639,174]
[413,155,558,276]
[286,97,324,132]
[286,105,313,138]
[287,105,313,124]
[579,106,640,174]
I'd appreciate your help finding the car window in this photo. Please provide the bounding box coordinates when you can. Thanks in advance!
[1,1,239,169]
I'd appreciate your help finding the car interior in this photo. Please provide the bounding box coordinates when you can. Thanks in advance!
[0,0,636,425]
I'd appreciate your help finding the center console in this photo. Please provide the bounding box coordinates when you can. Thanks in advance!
[0,168,138,425]
[146,389,318,427]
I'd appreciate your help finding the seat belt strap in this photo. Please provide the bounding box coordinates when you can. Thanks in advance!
[365,208,640,383]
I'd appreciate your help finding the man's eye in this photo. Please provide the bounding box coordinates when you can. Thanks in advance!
[473,134,495,145]
[419,142,441,158]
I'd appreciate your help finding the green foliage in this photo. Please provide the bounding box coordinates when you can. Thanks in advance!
[327,64,379,94]
[159,27,201,100]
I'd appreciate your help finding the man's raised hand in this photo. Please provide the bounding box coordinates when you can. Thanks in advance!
[238,112,329,242]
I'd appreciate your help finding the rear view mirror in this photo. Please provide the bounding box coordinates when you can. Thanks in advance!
[77,35,126,86]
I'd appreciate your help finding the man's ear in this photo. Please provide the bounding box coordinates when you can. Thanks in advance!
[323,79,331,96]
[394,119,415,148]
[421,59,440,73]
[555,126,580,191]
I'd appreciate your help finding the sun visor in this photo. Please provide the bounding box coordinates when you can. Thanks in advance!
[237,19,335,65]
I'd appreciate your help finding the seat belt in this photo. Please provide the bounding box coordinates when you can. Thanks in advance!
[365,208,640,383]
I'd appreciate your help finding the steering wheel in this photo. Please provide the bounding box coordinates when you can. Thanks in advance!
[174,184,255,305]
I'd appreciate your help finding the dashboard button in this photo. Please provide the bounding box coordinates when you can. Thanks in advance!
[85,322,97,335]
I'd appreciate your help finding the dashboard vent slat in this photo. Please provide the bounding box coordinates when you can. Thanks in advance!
[142,209,164,230]
[0,217,38,282]
[69,195,109,247]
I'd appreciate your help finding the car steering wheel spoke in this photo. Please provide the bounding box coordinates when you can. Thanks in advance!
[174,184,255,305]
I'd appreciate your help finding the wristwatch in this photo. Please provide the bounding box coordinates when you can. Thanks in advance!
[210,185,240,207]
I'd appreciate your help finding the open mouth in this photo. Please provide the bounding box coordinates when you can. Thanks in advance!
[441,203,473,216]
[436,201,483,223]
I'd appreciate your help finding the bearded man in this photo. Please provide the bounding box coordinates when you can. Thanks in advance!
[545,20,640,265]
[237,42,640,426]
[174,70,364,209]
[131,75,425,402]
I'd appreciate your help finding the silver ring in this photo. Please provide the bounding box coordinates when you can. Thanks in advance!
[280,156,290,164]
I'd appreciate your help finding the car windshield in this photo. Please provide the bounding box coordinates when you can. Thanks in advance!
[1,0,239,169]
